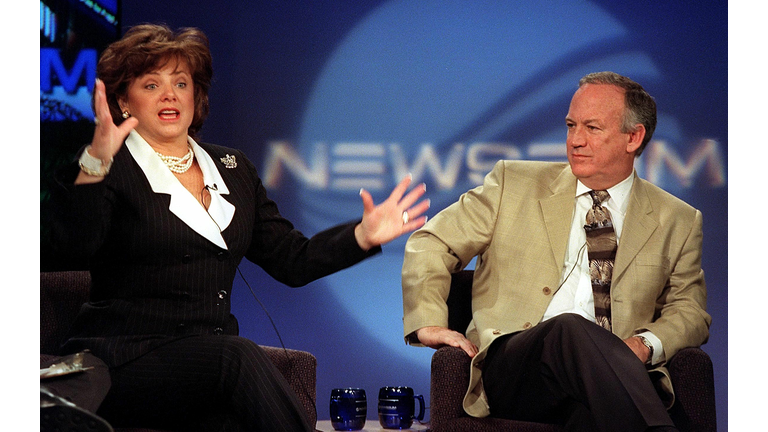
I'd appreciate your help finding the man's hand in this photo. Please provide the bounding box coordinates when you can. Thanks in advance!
[624,336,651,364]
[415,326,478,358]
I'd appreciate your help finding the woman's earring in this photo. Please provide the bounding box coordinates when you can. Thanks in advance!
[122,111,130,119]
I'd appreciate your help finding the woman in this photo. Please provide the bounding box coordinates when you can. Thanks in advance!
[50,24,428,431]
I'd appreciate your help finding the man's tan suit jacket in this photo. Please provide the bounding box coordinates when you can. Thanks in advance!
[402,160,710,418]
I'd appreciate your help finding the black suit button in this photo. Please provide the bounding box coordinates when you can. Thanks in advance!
[216,290,229,306]
[182,254,192,264]
[216,251,229,261]
[213,327,223,335]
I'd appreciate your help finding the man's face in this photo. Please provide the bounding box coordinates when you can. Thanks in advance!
[565,83,641,190]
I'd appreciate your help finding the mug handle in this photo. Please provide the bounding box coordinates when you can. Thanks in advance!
[414,394,425,421]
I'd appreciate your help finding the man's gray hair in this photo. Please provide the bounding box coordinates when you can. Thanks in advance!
[579,72,657,156]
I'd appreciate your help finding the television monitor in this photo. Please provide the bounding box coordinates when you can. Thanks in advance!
[40,0,120,269]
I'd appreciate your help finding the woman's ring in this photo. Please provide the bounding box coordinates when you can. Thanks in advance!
[402,211,409,224]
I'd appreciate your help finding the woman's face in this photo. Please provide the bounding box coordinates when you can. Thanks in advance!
[119,58,195,148]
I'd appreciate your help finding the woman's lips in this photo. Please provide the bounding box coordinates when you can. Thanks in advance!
[158,109,180,120]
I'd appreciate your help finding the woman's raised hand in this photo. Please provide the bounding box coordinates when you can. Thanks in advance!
[76,79,138,183]
[90,79,138,160]
[354,174,430,251]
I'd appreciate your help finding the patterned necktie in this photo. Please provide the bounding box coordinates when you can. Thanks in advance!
[584,190,617,331]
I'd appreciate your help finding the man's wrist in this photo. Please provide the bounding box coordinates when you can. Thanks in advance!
[637,335,654,364]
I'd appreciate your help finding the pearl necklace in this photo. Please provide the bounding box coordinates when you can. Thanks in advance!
[156,145,194,174]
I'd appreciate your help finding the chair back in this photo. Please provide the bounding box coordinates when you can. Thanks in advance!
[40,271,91,354]
[447,270,474,334]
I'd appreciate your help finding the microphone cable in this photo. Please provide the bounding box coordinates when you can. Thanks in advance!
[201,184,319,424]
[236,265,319,425]
[557,241,588,292]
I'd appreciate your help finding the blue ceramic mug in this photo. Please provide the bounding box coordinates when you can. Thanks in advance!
[378,386,425,429]
[330,388,367,431]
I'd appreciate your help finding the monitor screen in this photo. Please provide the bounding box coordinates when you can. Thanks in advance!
[40,0,120,269]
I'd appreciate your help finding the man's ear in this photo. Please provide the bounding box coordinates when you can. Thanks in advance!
[626,124,646,154]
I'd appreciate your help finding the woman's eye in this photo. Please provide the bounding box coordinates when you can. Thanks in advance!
[145,83,157,90]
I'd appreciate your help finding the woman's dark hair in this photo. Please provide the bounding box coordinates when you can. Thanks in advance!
[96,24,213,138]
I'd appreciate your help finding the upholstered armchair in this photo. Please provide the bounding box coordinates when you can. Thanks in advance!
[40,271,319,432]
[427,270,717,432]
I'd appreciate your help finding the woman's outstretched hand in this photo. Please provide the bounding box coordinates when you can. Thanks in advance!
[354,175,430,251]
[76,79,138,184]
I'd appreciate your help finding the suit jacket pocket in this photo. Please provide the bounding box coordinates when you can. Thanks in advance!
[616,253,671,304]
[635,253,670,269]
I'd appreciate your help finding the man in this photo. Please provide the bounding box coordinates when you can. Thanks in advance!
[401,72,710,432]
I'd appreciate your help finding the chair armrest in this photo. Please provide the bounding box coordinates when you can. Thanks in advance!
[261,345,318,429]
[667,347,717,432]
[429,337,716,432]
[430,346,473,428]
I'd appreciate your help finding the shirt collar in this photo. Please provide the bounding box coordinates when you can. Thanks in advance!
[576,171,634,215]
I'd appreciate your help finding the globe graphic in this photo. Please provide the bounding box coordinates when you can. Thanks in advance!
[295,0,663,362]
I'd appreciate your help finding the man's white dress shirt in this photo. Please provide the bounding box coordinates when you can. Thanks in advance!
[541,173,664,365]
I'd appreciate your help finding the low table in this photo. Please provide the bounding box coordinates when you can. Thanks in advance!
[315,420,429,431]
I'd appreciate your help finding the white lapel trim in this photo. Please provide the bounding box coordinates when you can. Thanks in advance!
[189,137,236,234]
[124,130,235,250]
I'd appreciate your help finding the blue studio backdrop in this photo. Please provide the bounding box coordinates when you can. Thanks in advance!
[91,0,730,428]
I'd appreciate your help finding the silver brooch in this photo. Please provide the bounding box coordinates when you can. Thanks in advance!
[220,154,237,169]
